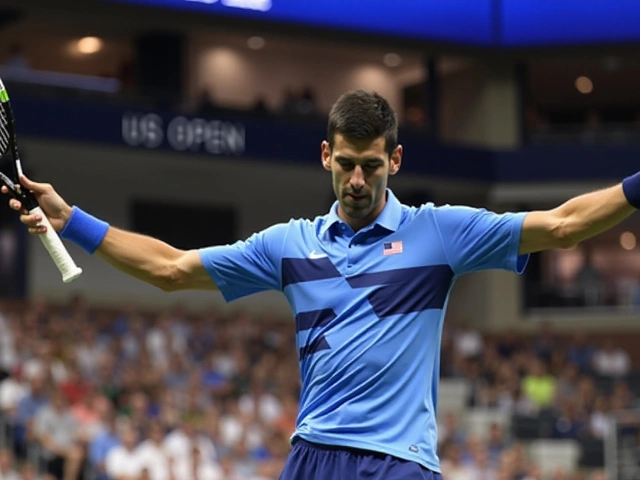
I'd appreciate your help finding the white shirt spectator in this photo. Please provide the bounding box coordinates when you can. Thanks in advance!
[163,430,216,466]
[0,446,21,480]
[219,415,265,450]
[0,316,16,372]
[22,358,67,384]
[134,439,169,480]
[239,393,283,425]
[0,377,27,413]
[590,410,611,439]
[172,459,223,480]
[0,469,21,480]
[75,342,106,379]
[210,352,236,378]
[593,342,630,377]
[146,323,184,369]
[105,445,141,479]
[453,325,483,359]
[440,461,474,480]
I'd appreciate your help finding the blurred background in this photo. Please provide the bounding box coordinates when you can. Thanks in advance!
[0,1,640,479]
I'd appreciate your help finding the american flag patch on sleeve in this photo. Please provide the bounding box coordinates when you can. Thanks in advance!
[383,241,403,256]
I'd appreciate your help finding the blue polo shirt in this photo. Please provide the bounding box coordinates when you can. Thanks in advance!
[199,189,528,472]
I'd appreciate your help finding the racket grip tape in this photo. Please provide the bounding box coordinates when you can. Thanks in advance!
[30,206,83,283]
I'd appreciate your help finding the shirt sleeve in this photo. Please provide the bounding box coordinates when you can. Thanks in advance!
[198,222,289,302]
[431,205,529,276]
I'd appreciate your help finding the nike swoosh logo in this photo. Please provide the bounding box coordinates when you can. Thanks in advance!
[309,250,328,259]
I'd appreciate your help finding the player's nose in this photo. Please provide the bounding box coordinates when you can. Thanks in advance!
[349,166,365,189]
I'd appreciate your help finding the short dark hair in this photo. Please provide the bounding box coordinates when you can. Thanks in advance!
[327,90,398,155]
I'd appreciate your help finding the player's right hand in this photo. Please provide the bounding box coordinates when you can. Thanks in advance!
[1,175,73,234]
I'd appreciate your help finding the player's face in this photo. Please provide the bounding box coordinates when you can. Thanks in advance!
[321,134,402,230]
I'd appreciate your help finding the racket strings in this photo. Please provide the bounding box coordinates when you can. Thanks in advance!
[0,109,9,154]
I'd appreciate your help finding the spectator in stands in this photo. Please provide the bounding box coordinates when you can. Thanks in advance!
[495,331,520,360]
[60,362,91,407]
[272,393,298,439]
[0,368,27,422]
[133,420,169,480]
[120,390,152,439]
[74,324,107,380]
[588,395,611,440]
[163,414,217,469]
[172,444,223,480]
[0,217,17,297]
[486,423,507,466]
[72,392,111,446]
[495,444,528,480]
[592,338,630,378]
[105,422,141,480]
[575,376,597,413]
[609,379,635,410]
[467,444,497,479]
[438,411,466,447]
[522,358,556,412]
[549,347,570,378]
[524,463,543,480]
[453,321,484,362]
[573,248,605,306]
[555,362,581,407]
[238,376,283,427]
[88,407,121,480]
[532,322,557,363]
[219,395,265,461]
[33,389,84,480]
[13,373,49,460]
[0,448,20,480]
[440,443,474,480]
[566,334,597,375]
[23,339,67,385]
[589,469,609,480]
[553,398,586,440]
[0,297,635,479]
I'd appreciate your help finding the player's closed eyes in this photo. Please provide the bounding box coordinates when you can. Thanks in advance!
[337,159,382,173]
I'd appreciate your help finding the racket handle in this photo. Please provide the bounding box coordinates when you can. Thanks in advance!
[30,206,83,283]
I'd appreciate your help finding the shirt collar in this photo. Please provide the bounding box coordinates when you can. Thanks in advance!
[320,188,402,236]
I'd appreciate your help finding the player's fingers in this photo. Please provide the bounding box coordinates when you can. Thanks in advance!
[8,198,22,211]
[1,185,8,194]
[19,174,50,193]
[19,212,43,227]
[27,225,46,235]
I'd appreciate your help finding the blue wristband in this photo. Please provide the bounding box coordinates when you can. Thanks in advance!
[59,206,110,254]
[622,171,640,209]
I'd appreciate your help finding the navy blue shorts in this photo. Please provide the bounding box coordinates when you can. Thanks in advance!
[279,439,443,480]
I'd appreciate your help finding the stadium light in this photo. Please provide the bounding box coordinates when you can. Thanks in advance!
[76,37,103,55]
[620,231,636,250]
[575,76,593,94]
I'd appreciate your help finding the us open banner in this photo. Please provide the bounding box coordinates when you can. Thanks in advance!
[121,112,246,156]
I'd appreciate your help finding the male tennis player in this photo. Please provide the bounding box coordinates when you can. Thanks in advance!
[4,90,640,479]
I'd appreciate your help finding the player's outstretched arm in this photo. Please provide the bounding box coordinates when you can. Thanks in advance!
[2,175,217,292]
[519,182,636,255]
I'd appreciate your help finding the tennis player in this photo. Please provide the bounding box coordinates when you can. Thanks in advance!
[4,90,639,480]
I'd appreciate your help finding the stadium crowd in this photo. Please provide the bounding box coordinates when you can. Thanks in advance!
[0,298,630,480]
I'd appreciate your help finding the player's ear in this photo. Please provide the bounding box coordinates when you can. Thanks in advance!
[389,145,402,176]
[321,141,332,171]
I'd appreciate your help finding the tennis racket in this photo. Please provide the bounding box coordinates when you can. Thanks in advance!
[0,78,83,283]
